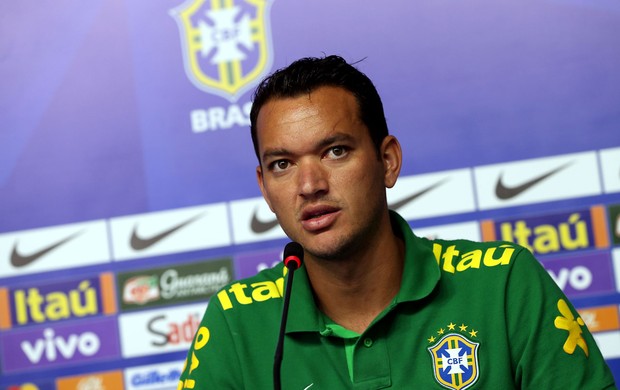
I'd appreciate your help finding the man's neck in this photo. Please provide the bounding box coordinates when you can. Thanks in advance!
[305,230,405,334]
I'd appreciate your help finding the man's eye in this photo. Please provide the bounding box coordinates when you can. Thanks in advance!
[326,146,348,159]
[271,160,290,172]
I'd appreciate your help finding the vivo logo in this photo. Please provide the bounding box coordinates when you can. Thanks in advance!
[542,252,615,299]
[1,317,119,373]
[548,266,593,291]
[21,328,100,363]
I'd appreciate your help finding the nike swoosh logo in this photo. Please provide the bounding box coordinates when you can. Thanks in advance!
[495,161,573,200]
[250,206,279,234]
[130,213,205,250]
[10,230,83,268]
[389,179,448,211]
[303,384,314,390]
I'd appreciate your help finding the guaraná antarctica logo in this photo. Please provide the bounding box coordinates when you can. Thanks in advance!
[170,0,274,101]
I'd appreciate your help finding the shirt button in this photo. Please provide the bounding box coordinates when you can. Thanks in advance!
[363,338,373,347]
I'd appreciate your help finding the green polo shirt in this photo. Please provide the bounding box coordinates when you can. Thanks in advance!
[177,211,616,389]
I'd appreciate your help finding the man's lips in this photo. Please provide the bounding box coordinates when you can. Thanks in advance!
[300,205,340,232]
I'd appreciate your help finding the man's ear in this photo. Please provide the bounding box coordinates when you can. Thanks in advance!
[381,135,402,189]
[256,165,275,212]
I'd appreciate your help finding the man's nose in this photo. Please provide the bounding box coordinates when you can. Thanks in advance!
[297,159,329,198]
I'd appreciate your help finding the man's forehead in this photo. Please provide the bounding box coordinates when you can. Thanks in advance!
[257,86,359,123]
[254,86,368,159]
[259,95,319,125]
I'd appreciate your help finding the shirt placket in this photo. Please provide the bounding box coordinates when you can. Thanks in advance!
[351,330,391,389]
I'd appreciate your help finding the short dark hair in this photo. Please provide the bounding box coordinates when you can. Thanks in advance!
[250,55,389,162]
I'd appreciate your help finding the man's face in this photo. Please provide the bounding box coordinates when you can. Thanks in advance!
[255,86,399,260]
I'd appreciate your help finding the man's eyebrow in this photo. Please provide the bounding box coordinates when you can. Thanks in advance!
[260,132,356,163]
[317,133,356,149]
[261,147,290,163]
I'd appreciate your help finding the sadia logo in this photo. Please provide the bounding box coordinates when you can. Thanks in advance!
[119,303,206,358]
[148,312,200,347]
[170,0,274,102]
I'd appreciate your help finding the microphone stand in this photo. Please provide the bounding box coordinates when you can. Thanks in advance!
[274,242,303,390]
[274,266,296,390]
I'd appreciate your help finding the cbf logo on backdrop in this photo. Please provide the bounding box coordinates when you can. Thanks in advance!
[170,0,274,102]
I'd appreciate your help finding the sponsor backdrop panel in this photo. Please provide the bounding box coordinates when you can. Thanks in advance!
[56,370,124,390]
[1,0,619,387]
[123,360,183,390]
[116,258,233,311]
[0,317,120,374]
[0,272,116,331]
[117,302,206,359]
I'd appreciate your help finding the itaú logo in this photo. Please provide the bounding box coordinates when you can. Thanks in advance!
[21,328,100,364]
[13,279,102,326]
[483,206,609,257]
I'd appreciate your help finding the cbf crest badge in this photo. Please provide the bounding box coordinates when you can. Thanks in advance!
[170,0,274,101]
[428,332,480,390]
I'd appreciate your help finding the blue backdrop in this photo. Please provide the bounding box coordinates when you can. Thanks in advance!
[1,0,619,388]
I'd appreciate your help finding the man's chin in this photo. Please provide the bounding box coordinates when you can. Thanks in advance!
[302,237,358,262]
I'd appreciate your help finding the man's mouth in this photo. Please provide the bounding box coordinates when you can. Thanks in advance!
[301,205,340,232]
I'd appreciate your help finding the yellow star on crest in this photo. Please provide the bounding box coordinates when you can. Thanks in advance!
[459,324,468,332]
[554,299,589,357]
[469,329,478,338]
[428,336,436,343]
[437,328,445,335]
[448,322,456,330]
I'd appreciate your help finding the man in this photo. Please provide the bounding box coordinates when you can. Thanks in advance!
[178,55,616,389]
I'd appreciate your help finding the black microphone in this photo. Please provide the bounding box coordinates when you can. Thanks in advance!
[274,241,304,390]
